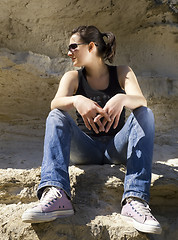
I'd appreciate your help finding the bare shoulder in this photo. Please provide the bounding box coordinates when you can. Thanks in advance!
[54,70,79,97]
[116,65,137,89]
[60,70,79,91]
[62,70,78,81]
[117,65,133,77]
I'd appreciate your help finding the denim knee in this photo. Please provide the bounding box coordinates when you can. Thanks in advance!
[47,109,66,121]
[133,106,155,131]
[133,106,154,119]
[46,109,72,128]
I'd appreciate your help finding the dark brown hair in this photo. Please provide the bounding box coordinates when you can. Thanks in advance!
[71,25,116,63]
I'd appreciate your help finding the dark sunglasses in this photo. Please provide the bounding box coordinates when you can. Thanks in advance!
[68,43,88,52]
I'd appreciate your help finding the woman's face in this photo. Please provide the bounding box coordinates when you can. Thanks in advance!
[68,33,89,67]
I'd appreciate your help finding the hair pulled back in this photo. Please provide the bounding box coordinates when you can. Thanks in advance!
[71,25,116,63]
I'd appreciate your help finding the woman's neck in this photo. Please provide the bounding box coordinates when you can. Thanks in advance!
[84,59,110,90]
[84,59,108,79]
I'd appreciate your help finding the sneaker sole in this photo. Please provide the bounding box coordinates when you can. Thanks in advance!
[22,209,74,223]
[121,215,162,234]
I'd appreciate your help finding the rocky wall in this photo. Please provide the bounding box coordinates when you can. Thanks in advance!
[0,0,177,77]
[0,0,178,240]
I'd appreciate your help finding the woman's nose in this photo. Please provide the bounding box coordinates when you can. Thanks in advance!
[68,50,72,57]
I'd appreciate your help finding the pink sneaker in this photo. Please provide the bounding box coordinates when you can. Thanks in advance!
[22,187,74,223]
[121,197,162,234]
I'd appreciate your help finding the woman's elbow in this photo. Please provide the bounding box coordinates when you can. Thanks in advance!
[50,99,56,110]
[142,97,147,107]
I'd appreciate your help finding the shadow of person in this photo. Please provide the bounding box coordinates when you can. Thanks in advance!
[150,161,178,212]
[32,218,111,240]
[70,164,125,217]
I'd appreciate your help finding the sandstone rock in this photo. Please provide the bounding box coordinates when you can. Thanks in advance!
[0,0,178,239]
[0,0,177,77]
[0,164,177,240]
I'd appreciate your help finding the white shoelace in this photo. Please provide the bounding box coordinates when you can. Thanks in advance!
[40,187,62,205]
[128,198,152,217]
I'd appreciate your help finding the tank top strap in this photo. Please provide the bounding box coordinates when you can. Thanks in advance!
[76,68,84,95]
[104,65,125,96]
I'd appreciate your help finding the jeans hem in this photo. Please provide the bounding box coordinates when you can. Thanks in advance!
[37,181,71,199]
[121,192,149,206]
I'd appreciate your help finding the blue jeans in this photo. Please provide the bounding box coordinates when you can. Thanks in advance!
[37,107,155,204]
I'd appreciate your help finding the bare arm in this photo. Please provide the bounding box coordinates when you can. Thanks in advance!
[118,65,147,109]
[51,71,78,111]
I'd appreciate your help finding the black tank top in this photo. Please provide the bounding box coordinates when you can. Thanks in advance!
[75,65,125,136]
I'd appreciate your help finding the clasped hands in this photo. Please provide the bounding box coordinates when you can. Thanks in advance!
[74,95,124,134]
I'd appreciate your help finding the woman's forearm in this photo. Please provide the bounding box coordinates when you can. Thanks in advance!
[122,94,147,110]
[51,96,78,111]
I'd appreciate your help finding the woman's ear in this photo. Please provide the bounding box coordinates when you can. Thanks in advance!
[88,42,96,52]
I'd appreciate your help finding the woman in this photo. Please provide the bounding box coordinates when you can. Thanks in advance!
[22,25,162,234]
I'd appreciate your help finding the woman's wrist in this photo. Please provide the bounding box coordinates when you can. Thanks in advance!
[73,95,81,109]
[115,94,126,107]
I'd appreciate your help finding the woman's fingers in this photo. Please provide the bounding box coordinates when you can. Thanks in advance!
[83,110,100,134]
[88,118,99,134]
[82,101,121,134]
[97,108,111,122]
[93,114,102,122]
[105,116,114,133]
[113,114,120,129]
[83,116,91,131]
[96,119,105,132]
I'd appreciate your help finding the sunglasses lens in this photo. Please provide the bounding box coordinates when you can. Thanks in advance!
[69,44,78,51]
